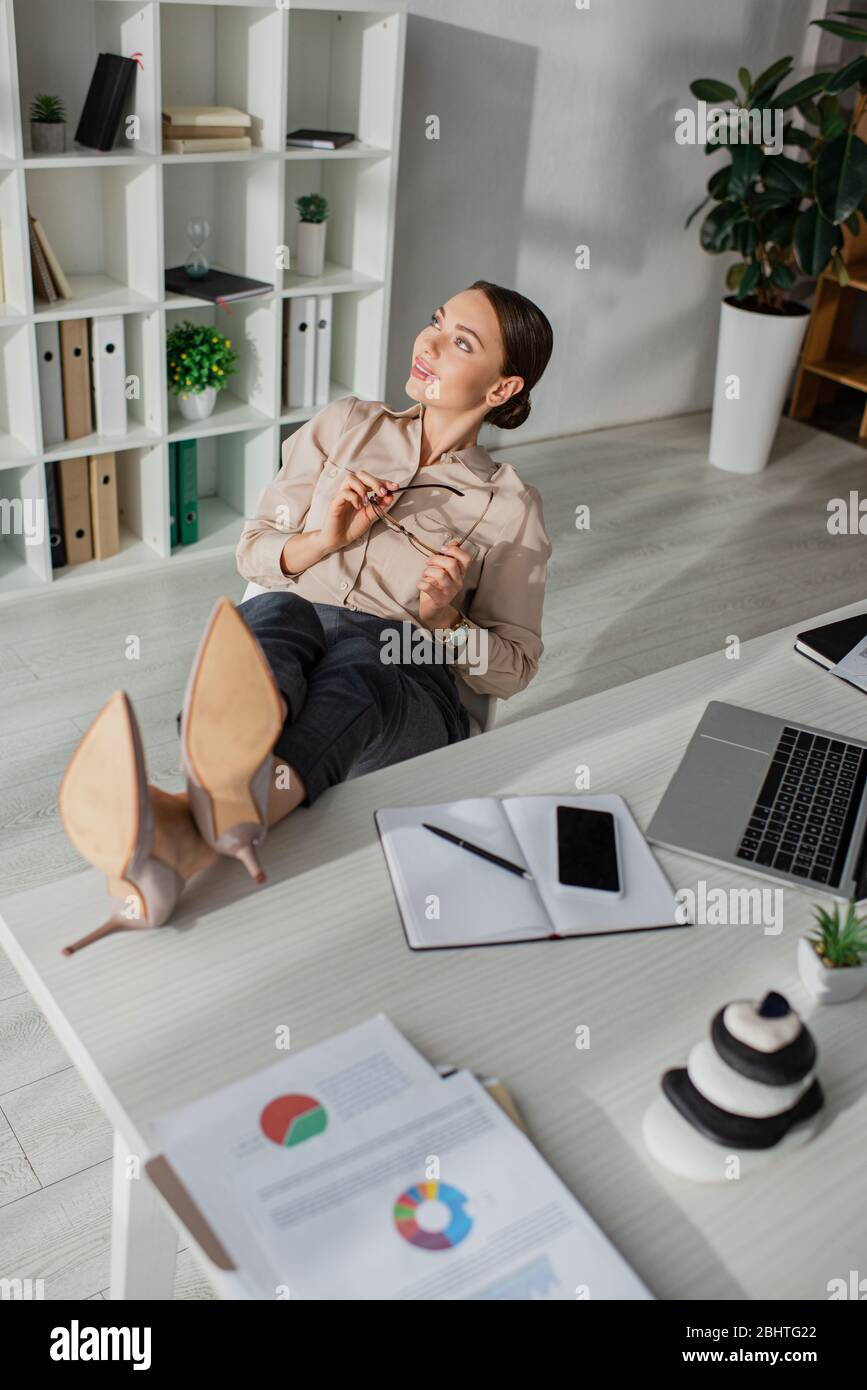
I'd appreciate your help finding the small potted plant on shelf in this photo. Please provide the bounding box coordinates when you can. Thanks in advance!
[30,93,67,154]
[687,28,867,475]
[295,192,328,276]
[166,320,239,422]
[798,898,867,1004]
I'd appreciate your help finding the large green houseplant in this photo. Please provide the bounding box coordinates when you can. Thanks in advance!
[689,16,867,472]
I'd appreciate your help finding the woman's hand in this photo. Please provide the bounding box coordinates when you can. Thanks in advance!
[318,469,400,553]
[417,541,472,629]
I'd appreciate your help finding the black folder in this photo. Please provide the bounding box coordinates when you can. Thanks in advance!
[74,53,138,152]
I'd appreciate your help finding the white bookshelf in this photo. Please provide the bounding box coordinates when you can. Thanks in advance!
[0,0,407,600]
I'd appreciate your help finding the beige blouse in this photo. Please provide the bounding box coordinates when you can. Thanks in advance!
[235,396,553,699]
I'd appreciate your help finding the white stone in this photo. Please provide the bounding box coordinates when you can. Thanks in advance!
[687,1038,814,1118]
[642,1094,819,1184]
[723,999,801,1052]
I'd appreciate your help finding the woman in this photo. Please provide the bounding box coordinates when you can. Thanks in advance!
[58,281,554,953]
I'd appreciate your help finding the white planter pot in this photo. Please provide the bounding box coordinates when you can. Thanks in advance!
[177,385,217,421]
[296,220,326,277]
[31,121,65,154]
[708,297,808,474]
[797,935,867,1004]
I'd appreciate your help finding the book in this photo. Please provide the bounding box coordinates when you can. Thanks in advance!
[29,214,72,299]
[145,1016,652,1300]
[375,793,681,950]
[59,319,93,440]
[29,219,57,303]
[285,128,355,149]
[165,265,272,304]
[169,442,179,548]
[74,53,138,152]
[177,437,198,545]
[163,123,250,140]
[163,136,252,154]
[88,454,120,559]
[57,457,93,565]
[162,105,251,129]
[44,461,67,569]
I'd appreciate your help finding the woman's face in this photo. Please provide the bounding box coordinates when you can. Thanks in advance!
[406,289,521,414]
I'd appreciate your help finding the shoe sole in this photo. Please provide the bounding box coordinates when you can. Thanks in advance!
[183,598,285,839]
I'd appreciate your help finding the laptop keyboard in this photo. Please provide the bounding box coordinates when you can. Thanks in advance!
[737,727,867,887]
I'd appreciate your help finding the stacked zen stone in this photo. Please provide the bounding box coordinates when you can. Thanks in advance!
[642,991,823,1182]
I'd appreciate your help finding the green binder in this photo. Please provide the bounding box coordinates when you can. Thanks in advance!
[168,443,179,548]
[177,438,198,545]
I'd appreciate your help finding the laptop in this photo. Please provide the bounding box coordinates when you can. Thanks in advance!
[647,701,867,900]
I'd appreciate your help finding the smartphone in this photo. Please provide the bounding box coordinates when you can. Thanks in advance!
[556,806,622,895]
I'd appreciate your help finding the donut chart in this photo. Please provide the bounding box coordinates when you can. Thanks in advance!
[259,1093,327,1148]
[393,1180,473,1250]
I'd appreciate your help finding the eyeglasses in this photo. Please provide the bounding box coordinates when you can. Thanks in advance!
[365,482,467,558]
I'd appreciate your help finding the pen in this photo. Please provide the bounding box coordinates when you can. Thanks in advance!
[422,823,534,880]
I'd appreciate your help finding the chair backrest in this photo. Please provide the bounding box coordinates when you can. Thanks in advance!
[240,582,496,736]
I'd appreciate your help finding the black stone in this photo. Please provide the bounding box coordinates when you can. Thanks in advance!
[662,1069,824,1150]
[710,1007,816,1085]
[757,991,790,1018]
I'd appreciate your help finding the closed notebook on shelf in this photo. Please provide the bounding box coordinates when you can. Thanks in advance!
[57,457,93,565]
[165,265,272,304]
[35,321,65,447]
[44,461,67,569]
[29,219,56,303]
[74,53,137,152]
[163,137,252,154]
[88,454,120,559]
[161,105,251,129]
[30,214,72,299]
[59,319,93,441]
[177,438,198,545]
[375,794,681,950]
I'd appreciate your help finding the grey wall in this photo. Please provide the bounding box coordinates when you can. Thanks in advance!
[386,0,825,452]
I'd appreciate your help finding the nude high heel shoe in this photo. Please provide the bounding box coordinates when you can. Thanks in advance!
[58,692,185,955]
[180,597,286,884]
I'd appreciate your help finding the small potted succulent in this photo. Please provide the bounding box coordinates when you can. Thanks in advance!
[295,193,328,276]
[30,93,67,154]
[798,898,867,1004]
[166,319,239,421]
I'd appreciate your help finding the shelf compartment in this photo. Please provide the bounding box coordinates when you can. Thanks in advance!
[0,461,51,592]
[163,157,281,292]
[283,156,393,286]
[26,162,162,314]
[160,3,285,154]
[13,0,161,158]
[49,445,168,584]
[800,352,867,394]
[166,297,279,437]
[0,323,40,462]
[169,426,276,559]
[287,8,401,152]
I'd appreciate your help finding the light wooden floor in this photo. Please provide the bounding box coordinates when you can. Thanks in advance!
[1,408,865,1299]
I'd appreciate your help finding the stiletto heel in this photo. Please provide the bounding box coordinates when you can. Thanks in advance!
[181,597,285,881]
[58,692,185,954]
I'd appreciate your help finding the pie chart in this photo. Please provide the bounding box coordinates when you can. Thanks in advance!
[259,1094,327,1148]
[393,1181,473,1250]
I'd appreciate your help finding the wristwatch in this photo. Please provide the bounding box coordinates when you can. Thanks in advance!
[441,612,470,648]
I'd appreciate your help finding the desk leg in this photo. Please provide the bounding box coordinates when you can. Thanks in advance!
[109,1130,178,1301]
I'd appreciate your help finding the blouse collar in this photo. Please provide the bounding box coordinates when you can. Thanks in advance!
[380,399,499,483]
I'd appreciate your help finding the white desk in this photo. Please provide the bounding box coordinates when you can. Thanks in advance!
[2,599,867,1300]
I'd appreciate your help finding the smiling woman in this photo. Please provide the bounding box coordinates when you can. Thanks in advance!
[54,282,555,950]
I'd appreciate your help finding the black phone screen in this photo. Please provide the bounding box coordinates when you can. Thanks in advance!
[556,806,620,891]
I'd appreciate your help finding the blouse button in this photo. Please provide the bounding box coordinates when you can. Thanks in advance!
[340,580,349,590]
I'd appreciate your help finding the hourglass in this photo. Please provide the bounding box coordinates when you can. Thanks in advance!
[185,217,210,280]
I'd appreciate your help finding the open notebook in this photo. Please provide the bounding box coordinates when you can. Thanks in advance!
[375,794,681,949]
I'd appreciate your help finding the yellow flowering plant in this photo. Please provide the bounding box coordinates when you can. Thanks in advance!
[166,320,238,398]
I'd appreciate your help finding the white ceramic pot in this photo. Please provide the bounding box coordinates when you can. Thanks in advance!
[708,297,809,474]
[31,121,65,154]
[797,934,867,1004]
[296,220,327,277]
[177,385,217,421]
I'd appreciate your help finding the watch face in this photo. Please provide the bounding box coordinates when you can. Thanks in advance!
[450,622,469,648]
